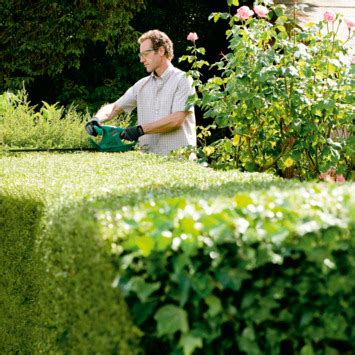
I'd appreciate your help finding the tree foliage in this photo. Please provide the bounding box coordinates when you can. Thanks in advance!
[0,0,145,90]
[0,0,254,112]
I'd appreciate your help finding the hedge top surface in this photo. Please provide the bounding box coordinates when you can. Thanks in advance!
[1,151,280,205]
[2,151,354,226]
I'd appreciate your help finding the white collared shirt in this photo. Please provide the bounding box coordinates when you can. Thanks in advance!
[114,63,196,155]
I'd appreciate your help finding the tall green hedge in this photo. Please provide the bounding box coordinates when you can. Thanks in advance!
[0,196,44,353]
[1,152,354,354]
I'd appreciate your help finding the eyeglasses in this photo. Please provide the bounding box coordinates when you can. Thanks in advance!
[138,48,155,59]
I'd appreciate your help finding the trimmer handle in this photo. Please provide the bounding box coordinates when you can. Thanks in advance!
[85,118,102,136]
[87,125,136,152]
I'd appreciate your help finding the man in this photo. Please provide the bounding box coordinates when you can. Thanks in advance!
[86,29,196,155]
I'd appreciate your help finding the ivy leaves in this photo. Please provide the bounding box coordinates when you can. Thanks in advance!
[110,183,354,354]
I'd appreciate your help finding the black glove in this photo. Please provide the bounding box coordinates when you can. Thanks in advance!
[85,117,102,136]
[120,125,144,142]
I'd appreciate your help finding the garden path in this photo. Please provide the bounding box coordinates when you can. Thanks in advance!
[280,0,355,55]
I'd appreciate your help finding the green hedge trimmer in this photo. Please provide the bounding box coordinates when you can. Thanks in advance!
[5,122,136,153]
[87,124,136,152]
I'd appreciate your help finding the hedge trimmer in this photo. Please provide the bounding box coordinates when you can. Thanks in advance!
[5,123,136,153]
[87,124,136,152]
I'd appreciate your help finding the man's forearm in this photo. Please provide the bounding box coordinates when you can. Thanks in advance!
[94,103,122,123]
[142,111,189,134]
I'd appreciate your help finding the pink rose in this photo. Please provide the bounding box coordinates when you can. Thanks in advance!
[236,6,254,20]
[323,11,335,23]
[352,54,355,64]
[254,5,268,18]
[344,18,355,30]
[187,32,198,42]
[319,168,345,183]
[336,175,345,182]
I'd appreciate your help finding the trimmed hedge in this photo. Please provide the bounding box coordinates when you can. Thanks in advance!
[0,189,140,354]
[0,196,44,353]
[1,152,354,354]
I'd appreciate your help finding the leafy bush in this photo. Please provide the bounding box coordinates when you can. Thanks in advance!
[1,90,90,149]
[1,90,132,150]
[1,152,277,353]
[103,184,355,354]
[2,152,354,354]
[181,1,354,179]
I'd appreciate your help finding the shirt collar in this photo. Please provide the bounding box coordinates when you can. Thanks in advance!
[151,62,174,82]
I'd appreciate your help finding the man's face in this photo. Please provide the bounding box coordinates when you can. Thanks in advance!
[139,39,162,73]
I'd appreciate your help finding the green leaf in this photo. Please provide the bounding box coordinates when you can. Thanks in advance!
[154,304,189,336]
[132,301,157,325]
[238,326,262,354]
[216,268,250,290]
[179,334,203,355]
[209,12,220,23]
[300,343,314,355]
[136,236,155,256]
[204,294,222,317]
[275,6,285,17]
[235,194,253,208]
[276,15,288,25]
[191,273,214,297]
[170,272,191,307]
[125,276,161,302]
[220,12,231,20]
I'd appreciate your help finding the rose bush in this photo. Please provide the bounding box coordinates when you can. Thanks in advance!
[180,0,354,180]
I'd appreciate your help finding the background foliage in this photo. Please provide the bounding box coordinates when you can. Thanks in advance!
[0,0,254,112]
[0,0,145,111]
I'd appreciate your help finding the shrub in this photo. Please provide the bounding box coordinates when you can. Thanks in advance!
[0,196,44,353]
[1,89,133,150]
[2,152,354,354]
[0,152,277,353]
[102,184,355,354]
[180,1,354,180]
[1,90,90,149]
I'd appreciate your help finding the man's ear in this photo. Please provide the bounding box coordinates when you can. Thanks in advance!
[158,46,165,57]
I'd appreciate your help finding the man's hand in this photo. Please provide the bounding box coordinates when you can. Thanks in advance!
[85,117,101,136]
[120,125,144,141]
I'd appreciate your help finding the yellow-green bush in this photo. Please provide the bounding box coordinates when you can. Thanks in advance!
[1,152,354,354]
[1,90,133,151]
[0,185,140,354]
[0,196,44,353]
[1,90,90,149]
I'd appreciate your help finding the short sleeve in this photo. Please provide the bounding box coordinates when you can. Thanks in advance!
[171,74,195,113]
[114,86,137,113]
